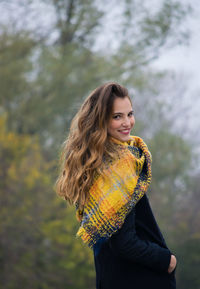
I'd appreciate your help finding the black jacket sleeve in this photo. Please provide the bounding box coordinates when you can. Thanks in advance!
[109,206,171,273]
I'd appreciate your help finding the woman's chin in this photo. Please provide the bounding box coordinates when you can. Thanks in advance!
[114,133,131,142]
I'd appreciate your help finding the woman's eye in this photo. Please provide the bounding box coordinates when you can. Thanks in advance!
[128,111,134,117]
[113,115,121,119]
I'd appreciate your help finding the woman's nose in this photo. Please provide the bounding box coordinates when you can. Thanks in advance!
[122,117,130,127]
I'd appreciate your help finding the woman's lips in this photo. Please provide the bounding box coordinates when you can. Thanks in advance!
[118,129,131,135]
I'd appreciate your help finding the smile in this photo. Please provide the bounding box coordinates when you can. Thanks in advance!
[118,129,131,135]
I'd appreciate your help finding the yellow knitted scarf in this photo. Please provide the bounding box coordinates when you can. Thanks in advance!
[76,136,152,248]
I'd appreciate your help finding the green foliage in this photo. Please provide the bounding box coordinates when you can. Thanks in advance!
[0,30,37,136]
[0,29,113,154]
[0,114,52,288]
[50,0,103,46]
[40,203,95,289]
[150,128,191,187]
[175,236,200,289]
[32,44,110,148]
[0,115,95,289]
[147,128,191,238]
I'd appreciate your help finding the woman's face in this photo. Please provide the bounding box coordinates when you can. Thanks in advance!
[107,97,135,142]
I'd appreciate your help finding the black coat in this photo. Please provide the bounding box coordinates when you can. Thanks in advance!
[93,194,176,289]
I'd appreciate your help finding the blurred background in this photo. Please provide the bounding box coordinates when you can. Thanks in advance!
[0,0,200,288]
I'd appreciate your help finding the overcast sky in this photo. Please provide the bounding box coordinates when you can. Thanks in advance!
[1,0,199,109]
[1,0,199,94]
[152,0,200,93]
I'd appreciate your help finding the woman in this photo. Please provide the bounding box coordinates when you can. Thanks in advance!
[56,82,177,289]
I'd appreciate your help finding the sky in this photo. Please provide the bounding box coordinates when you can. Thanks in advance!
[150,0,200,150]
[1,0,199,94]
[1,0,199,141]
[152,0,200,93]
[94,0,200,96]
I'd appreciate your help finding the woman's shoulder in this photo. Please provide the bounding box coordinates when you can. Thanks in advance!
[131,135,151,154]
[131,135,146,144]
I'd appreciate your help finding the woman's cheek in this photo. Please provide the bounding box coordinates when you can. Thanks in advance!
[131,117,135,127]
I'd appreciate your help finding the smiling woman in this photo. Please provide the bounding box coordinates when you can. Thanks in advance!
[56,82,177,289]
[107,97,135,142]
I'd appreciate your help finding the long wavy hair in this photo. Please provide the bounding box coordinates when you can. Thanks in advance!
[55,82,131,209]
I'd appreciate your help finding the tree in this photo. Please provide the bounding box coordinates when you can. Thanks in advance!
[0,114,95,288]
[0,0,192,154]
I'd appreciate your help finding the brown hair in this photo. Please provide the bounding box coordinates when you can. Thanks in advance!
[55,82,131,209]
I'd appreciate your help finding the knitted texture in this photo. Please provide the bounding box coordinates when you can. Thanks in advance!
[76,136,152,248]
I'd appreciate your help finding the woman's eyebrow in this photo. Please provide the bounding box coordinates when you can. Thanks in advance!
[113,110,134,114]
